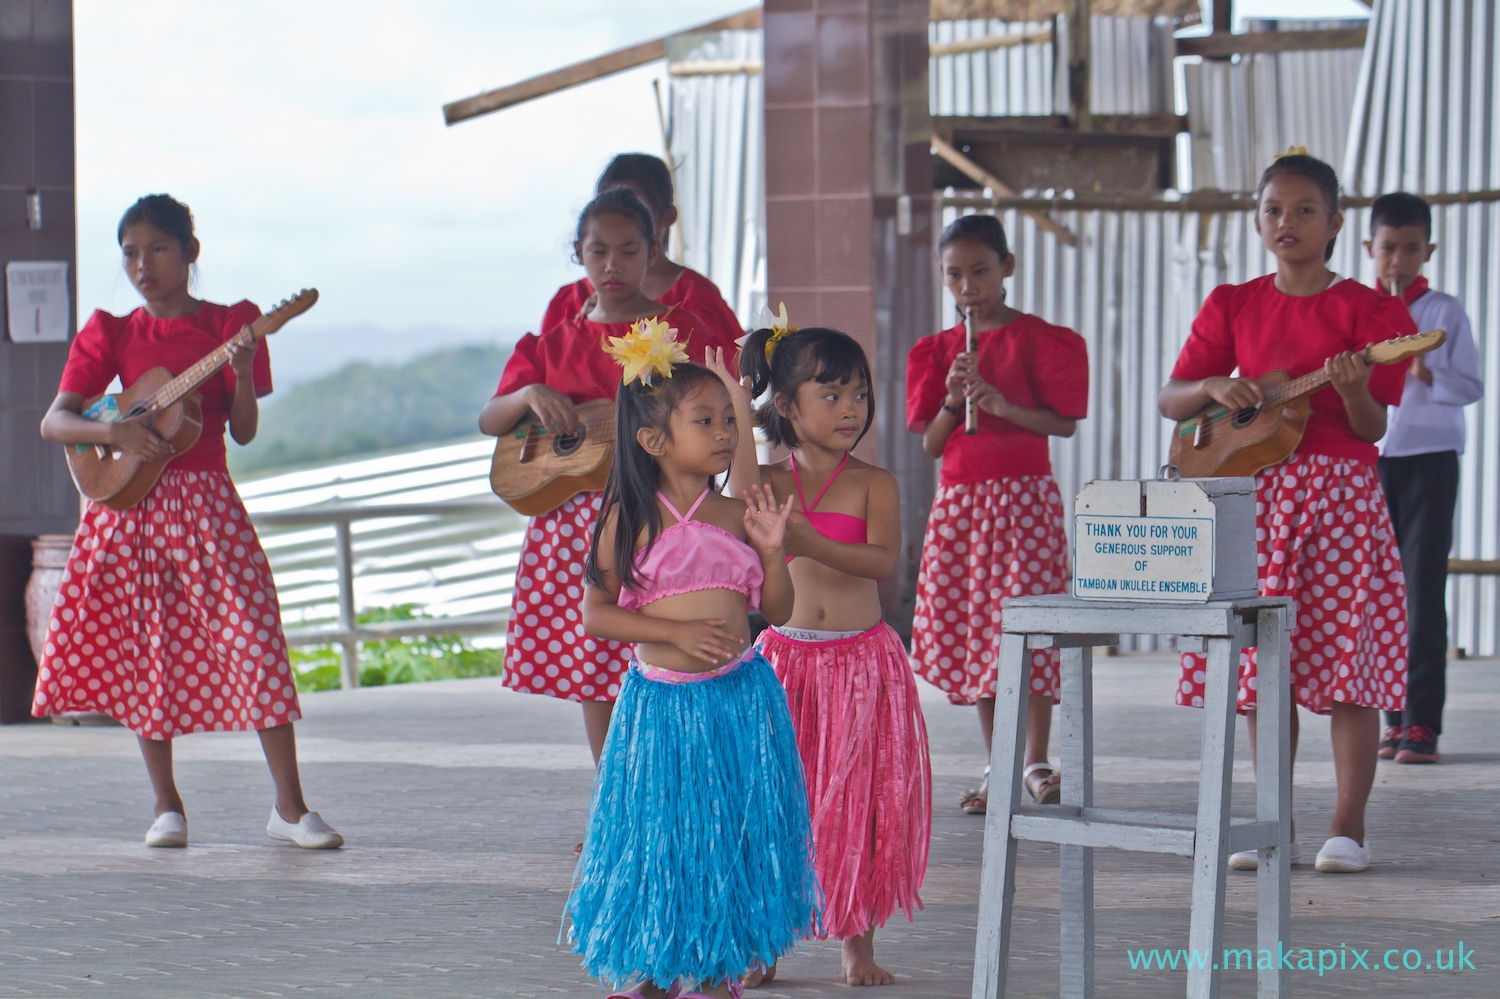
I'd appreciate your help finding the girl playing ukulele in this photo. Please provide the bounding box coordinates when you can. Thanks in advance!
[479,189,740,766]
[1158,151,1416,874]
[906,214,1089,814]
[33,194,342,850]
[714,315,931,989]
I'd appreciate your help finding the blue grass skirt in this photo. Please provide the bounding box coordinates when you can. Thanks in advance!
[565,648,820,988]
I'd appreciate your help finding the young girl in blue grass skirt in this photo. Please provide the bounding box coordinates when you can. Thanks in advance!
[569,319,821,999]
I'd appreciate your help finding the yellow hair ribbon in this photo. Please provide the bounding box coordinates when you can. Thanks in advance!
[758,301,800,361]
[1274,144,1310,160]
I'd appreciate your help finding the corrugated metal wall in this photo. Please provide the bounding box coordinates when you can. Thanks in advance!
[1182,20,1366,192]
[664,30,765,328]
[928,16,1175,117]
[1343,0,1500,656]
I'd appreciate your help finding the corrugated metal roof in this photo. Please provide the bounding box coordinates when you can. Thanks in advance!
[1342,0,1500,656]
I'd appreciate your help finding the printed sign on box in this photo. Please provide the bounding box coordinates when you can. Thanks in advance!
[1074,514,1215,601]
[6,261,70,343]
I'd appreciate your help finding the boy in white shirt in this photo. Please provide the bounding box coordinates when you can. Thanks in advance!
[1367,192,1484,764]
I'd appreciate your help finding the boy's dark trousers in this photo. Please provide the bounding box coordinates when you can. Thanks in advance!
[1377,450,1460,734]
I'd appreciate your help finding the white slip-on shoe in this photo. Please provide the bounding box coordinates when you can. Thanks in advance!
[1228,838,1302,871]
[1315,835,1370,873]
[145,811,188,848]
[267,808,344,849]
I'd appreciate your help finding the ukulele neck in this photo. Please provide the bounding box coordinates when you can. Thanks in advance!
[1261,347,1369,410]
[151,327,256,411]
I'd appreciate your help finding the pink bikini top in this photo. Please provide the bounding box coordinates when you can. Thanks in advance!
[618,489,764,612]
[787,454,868,563]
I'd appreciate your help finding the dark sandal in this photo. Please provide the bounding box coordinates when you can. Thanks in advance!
[1023,762,1062,804]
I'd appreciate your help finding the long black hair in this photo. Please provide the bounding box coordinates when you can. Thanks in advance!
[1256,153,1342,261]
[739,326,873,450]
[586,363,725,593]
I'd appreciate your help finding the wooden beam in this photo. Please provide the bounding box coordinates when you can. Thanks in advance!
[443,7,762,125]
[1177,27,1366,59]
[929,28,1052,58]
[1450,559,1500,576]
[931,136,1079,245]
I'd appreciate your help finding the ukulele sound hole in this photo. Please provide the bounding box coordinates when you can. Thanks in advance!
[553,427,586,457]
[1231,405,1261,429]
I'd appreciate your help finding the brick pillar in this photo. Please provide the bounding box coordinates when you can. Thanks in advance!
[763,0,934,632]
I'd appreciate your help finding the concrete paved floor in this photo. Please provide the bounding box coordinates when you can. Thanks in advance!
[2,654,1498,998]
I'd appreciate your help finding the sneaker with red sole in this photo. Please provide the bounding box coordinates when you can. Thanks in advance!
[1395,725,1440,764]
[1378,726,1405,760]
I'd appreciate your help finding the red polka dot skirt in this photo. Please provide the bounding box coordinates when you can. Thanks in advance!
[31,470,301,740]
[502,492,630,702]
[911,477,1069,705]
[1176,454,1407,716]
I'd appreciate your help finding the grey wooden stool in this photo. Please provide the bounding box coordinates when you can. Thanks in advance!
[971,595,1293,999]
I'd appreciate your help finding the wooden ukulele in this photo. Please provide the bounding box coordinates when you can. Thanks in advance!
[489,399,615,516]
[1168,328,1446,478]
[66,290,319,510]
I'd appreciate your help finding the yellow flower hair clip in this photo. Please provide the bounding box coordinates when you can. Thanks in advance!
[1274,144,1310,160]
[604,315,690,386]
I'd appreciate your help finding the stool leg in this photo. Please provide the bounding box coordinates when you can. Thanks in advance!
[1059,645,1095,999]
[1255,606,1291,999]
[1187,634,1240,999]
[972,632,1032,999]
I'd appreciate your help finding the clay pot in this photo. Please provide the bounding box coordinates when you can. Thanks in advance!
[25,535,119,727]
[24,535,71,662]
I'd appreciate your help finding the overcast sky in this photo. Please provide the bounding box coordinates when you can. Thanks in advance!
[74,0,1371,385]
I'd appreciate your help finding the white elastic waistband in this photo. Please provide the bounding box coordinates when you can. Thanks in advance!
[770,624,867,643]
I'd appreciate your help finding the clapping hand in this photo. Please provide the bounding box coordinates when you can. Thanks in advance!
[742,482,794,557]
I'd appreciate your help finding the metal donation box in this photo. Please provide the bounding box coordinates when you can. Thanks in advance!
[1072,476,1257,603]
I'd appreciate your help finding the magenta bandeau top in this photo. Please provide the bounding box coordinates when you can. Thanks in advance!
[617,488,764,612]
[785,453,867,564]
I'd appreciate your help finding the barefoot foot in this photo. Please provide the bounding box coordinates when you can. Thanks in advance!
[743,960,777,988]
[843,930,894,986]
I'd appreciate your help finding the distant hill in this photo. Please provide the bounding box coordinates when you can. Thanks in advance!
[229,344,511,476]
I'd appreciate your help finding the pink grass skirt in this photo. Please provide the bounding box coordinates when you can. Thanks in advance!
[759,622,932,939]
[31,470,300,739]
[1176,454,1408,715]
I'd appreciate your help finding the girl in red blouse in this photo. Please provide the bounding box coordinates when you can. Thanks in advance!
[1159,153,1415,874]
[541,153,743,344]
[480,188,740,763]
[33,195,342,851]
[906,214,1089,813]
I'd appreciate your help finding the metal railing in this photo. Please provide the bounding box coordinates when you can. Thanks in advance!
[250,501,514,690]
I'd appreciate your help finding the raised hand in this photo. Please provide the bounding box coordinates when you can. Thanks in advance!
[742,482,795,556]
[706,346,752,410]
[670,617,746,666]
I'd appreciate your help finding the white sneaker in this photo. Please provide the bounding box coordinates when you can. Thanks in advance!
[145,811,188,848]
[1228,838,1302,871]
[1315,835,1371,873]
[267,808,344,849]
